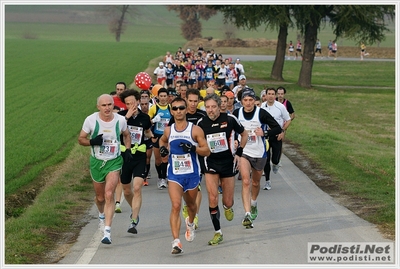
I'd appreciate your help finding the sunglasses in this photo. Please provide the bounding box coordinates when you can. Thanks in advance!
[171,105,186,111]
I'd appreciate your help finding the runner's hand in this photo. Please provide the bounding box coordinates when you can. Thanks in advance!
[160,146,169,157]
[90,134,103,146]
[152,114,161,123]
[180,142,196,153]
[124,148,133,163]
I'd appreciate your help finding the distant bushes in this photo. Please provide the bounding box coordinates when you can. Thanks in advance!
[22,30,38,39]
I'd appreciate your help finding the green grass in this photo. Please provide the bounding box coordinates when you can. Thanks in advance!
[5,5,395,47]
[4,38,178,194]
[246,64,395,226]
[291,87,395,224]
[5,144,93,264]
[246,61,395,89]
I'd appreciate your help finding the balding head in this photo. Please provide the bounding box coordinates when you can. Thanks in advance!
[97,94,114,106]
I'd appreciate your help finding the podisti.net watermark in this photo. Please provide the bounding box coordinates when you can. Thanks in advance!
[308,242,394,263]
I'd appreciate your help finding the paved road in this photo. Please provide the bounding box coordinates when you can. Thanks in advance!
[59,153,393,266]
[224,54,395,62]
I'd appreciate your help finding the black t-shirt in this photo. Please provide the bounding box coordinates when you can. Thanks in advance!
[233,106,282,138]
[174,65,187,80]
[197,112,245,161]
[118,110,152,148]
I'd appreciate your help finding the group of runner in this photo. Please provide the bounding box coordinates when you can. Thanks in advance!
[287,39,343,60]
[78,46,296,254]
[153,46,245,92]
[289,38,370,61]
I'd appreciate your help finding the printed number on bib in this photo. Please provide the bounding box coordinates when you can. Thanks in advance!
[100,139,118,157]
[128,126,143,144]
[206,132,229,153]
[156,118,169,132]
[172,154,194,174]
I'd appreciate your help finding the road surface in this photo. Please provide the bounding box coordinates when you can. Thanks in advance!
[59,154,393,266]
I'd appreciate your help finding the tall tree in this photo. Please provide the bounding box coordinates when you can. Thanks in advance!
[291,5,327,88]
[212,5,395,88]
[167,5,217,41]
[211,5,293,81]
[293,5,395,87]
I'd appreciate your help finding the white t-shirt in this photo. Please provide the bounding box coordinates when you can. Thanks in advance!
[261,101,291,128]
[235,63,245,74]
[153,67,167,79]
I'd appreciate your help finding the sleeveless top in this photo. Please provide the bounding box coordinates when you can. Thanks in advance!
[153,105,171,135]
[237,107,267,158]
[165,55,173,64]
[167,122,201,178]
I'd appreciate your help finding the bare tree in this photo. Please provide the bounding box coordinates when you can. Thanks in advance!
[97,5,137,42]
[167,5,217,41]
[222,23,237,40]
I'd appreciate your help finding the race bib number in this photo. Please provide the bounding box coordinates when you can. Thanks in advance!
[172,154,194,175]
[99,139,118,158]
[156,118,169,132]
[128,126,143,144]
[247,129,257,144]
[206,132,229,153]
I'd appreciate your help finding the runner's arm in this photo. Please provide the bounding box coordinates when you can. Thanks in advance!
[193,126,210,157]
[159,126,170,149]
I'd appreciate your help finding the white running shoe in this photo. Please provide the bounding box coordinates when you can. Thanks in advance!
[272,163,282,174]
[101,229,111,244]
[171,239,183,254]
[185,217,196,242]
[263,180,272,190]
[157,178,164,190]
[161,178,168,188]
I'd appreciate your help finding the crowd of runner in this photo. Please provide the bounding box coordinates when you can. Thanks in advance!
[79,44,296,254]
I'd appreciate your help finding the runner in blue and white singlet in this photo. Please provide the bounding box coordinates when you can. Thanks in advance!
[167,121,201,189]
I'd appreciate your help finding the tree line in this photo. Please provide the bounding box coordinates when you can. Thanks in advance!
[103,5,395,88]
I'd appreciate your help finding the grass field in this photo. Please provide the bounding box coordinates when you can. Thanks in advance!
[4,38,179,194]
[3,4,396,264]
[4,5,396,47]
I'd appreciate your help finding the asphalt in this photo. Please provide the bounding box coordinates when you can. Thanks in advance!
[59,153,393,266]
[224,54,395,62]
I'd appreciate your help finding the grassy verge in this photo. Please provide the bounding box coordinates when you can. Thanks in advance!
[5,143,94,263]
[246,61,395,238]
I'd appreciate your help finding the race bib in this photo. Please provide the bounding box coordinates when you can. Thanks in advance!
[247,129,257,144]
[99,139,118,158]
[128,126,143,144]
[156,118,169,132]
[172,154,194,175]
[206,132,229,153]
